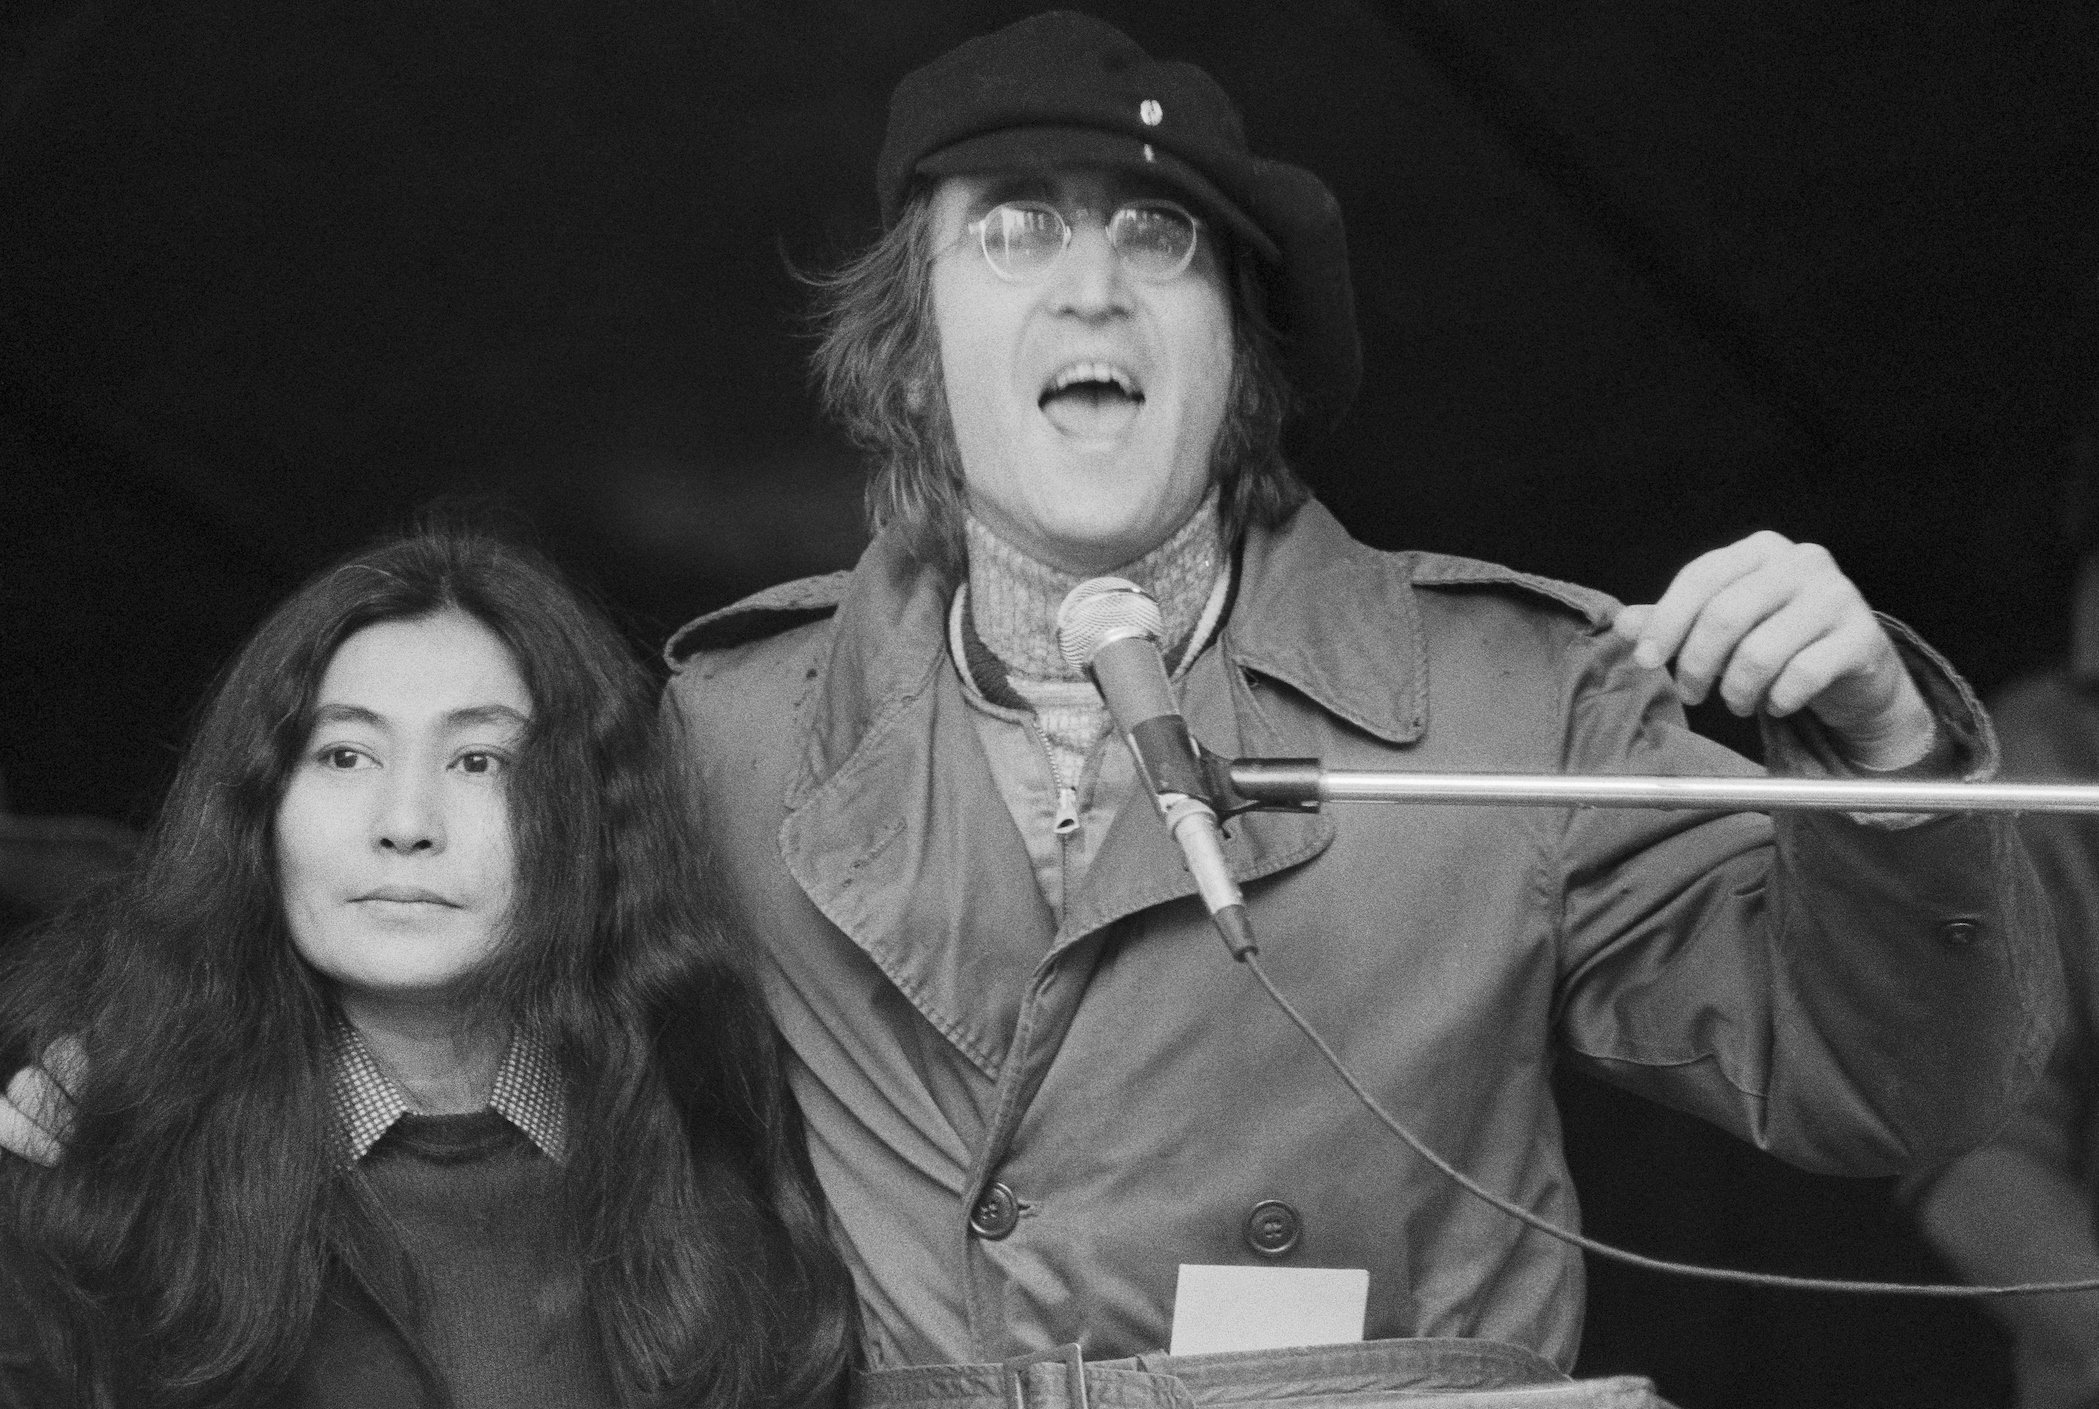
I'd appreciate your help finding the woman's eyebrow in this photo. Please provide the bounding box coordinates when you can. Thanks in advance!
[308,702,528,731]
[444,704,530,731]
[310,703,386,730]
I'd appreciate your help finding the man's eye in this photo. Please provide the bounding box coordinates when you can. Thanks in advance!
[319,747,368,770]
[455,751,505,776]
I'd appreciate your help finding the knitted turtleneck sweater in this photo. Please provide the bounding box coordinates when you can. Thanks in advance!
[958,492,1229,786]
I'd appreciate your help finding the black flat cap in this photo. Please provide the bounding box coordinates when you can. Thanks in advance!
[877,10,1361,437]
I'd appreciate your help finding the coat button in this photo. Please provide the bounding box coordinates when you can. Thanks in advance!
[1940,918,1983,948]
[1244,1199,1301,1257]
[970,1182,1020,1240]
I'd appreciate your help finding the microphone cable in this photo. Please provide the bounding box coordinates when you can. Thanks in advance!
[1058,574,2099,1298]
[1237,946,2099,1299]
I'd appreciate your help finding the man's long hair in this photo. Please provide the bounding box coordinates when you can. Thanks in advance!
[808,185,1307,572]
[0,523,854,1406]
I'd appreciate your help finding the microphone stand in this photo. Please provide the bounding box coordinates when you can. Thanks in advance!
[1172,748,2099,948]
[1219,760,2099,816]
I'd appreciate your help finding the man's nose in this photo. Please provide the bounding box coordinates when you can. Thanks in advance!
[1047,221,1134,318]
[373,767,444,854]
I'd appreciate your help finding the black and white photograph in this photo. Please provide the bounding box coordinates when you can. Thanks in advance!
[1,4,2094,1405]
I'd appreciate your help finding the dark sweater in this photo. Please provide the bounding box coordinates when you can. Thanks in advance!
[0,1112,620,1408]
[297,1109,620,1408]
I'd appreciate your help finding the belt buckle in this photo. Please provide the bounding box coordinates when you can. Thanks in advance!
[1000,1343,1088,1409]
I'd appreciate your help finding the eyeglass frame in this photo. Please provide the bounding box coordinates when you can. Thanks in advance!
[963,198,1205,284]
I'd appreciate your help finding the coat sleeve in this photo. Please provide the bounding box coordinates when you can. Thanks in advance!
[1902,686,2099,1392]
[1905,1032,2099,1403]
[1549,618,2061,1176]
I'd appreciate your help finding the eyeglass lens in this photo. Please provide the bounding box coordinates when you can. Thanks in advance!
[977,201,1198,282]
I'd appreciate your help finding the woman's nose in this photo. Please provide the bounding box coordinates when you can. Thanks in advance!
[373,767,444,853]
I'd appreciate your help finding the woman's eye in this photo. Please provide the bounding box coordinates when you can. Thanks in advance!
[319,747,368,770]
[455,751,505,776]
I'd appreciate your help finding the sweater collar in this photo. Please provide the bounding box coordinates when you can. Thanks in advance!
[962,490,1224,684]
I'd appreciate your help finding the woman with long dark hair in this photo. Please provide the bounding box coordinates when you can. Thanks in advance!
[0,525,854,1406]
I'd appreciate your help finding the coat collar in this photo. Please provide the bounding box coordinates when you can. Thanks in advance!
[794,497,1426,787]
[783,534,957,812]
[1227,499,1426,745]
[777,500,1414,1079]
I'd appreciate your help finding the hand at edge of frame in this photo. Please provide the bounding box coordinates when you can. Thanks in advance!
[0,1038,84,1168]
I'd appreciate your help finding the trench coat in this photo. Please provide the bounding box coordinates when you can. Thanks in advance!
[664,498,2054,1372]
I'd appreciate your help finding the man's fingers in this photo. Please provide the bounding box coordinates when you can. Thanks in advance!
[0,1092,62,1167]
[1630,530,1793,670]
[43,1036,86,1097]
[7,1062,66,1135]
[1622,533,1916,756]
[0,1040,89,1167]
[1762,630,1866,719]
[1670,567,1814,707]
[1715,603,1844,716]
[1611,603,1653,643]
[7,1036,86,1134]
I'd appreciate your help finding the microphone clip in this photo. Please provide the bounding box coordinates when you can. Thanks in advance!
[1157,729,1320,824]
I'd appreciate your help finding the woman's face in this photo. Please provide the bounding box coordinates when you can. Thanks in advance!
[275,610,530,1005]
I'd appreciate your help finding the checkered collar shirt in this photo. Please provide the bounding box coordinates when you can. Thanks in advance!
[328,1019,568,1166]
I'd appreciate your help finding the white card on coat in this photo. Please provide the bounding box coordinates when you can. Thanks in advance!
[1168,1264,1368,1357]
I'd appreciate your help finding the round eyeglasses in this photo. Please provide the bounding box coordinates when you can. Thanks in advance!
[968,199,1202,284]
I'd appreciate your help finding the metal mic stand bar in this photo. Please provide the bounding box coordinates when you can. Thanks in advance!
[1226,762,2099,814]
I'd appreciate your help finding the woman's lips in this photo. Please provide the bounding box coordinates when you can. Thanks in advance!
[354,886,458,906]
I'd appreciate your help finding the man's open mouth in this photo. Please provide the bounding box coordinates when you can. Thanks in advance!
[1039,361,1145,438]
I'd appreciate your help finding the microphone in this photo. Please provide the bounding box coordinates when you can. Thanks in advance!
[1057,578,1257,959]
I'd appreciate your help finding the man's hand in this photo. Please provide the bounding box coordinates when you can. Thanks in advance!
[0,1039,84,1168]
[1613,530,1935,771]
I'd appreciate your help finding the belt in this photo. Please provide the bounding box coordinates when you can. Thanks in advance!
[851,1338,1669,1409]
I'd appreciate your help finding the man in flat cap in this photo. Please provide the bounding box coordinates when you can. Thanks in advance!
[642,12,2055,1402]
[0,10,2056,1406]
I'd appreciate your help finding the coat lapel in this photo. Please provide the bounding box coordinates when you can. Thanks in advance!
[1227,499,1428,747]
[780,539,1058,1081]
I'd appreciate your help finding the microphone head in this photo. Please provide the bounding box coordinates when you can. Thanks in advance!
[1057,577,1165,672]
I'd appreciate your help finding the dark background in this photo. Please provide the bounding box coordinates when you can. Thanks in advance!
[3,2,2095,1403]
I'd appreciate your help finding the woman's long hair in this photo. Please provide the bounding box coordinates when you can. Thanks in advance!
[0,522,853,1406]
